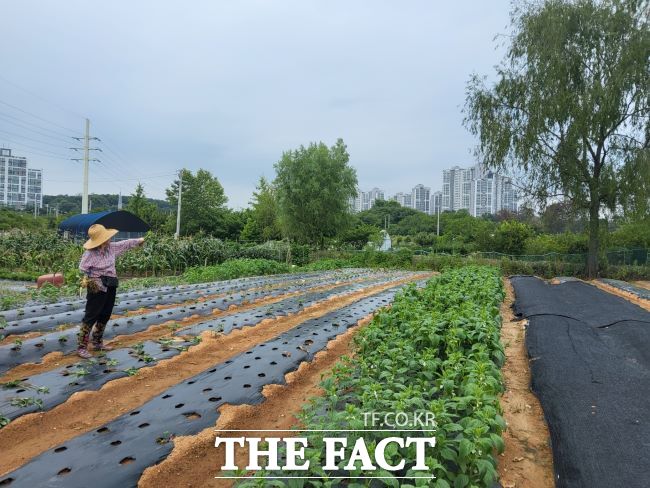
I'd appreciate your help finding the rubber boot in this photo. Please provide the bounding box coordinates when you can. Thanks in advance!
[77,322,93,359]
[92,322,112,351]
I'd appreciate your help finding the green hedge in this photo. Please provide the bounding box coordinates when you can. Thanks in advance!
[182,259,293,283]
[413,254,650,280]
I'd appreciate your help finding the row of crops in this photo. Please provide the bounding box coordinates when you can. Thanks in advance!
[0,230,311,279]
[245,266,506,487]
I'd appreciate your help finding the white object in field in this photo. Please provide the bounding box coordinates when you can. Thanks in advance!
[379,230,392,251]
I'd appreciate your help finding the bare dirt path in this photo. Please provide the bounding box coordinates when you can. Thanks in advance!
[138,311,370,488]
[0,275,426,477]
[497,278,554,488]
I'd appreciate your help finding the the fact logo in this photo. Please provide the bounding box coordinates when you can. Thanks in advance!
[214,413,437,479]
[214,436,436,473]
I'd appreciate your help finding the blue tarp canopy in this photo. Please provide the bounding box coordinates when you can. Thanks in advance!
[58,210,150,237]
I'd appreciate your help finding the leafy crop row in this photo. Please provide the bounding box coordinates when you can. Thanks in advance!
[242,266,506,487]
[0,230,311,278]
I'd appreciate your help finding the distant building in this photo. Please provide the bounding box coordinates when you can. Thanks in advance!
[442,165,476,212]
[443,164,517,217]
[349,187,385,213]
[471,171,519,217]
[0,148,42,209]
[412,184,431,214]
[365,187,384,210]
[349,189,363,213]
[391,192,412,208]
[430,191,442,215]
[496,175,518,214]
[471,173,496,217]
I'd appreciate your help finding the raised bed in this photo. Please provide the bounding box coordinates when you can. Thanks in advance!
[0,270,363,335]
[512,276,650,488]
[0,272,406,375]
[0,271,411,422]
[0,283,419,487]
[0,340,192,421]
[599,278,650,300]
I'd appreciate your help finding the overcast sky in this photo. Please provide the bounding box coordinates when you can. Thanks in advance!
[0,0,512,208]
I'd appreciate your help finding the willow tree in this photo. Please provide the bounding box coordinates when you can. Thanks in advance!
[465,0,649,276]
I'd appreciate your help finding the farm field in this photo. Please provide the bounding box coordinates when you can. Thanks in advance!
[0,268,431,486]
[1,266,648,487]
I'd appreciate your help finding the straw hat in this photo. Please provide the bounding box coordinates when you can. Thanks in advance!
[84,224,118,250]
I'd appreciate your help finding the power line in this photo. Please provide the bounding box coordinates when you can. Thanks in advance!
[0,98,80,135]
[0,74,86,121]
[0,112,75,143]
[0,139,70,159]
[97,150,147,182]
[96,133,149,180]
[95,159,139,183]
[48,172,177,183]
[0,127,72,150]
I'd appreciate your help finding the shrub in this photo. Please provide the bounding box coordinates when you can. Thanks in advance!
[493,220,534,255]
[182,258,292,283]
[301,258,356,271]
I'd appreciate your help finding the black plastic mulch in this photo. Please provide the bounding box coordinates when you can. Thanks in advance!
[0,272,312,323]
[0,272,401,375]
[599,278,650,300]
[0,272,409,423]
[0,284,415,488]
[511,276,650,488]
[0,340,192,421]
[0,270,359,335]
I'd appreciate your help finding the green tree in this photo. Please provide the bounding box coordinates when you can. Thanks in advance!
[438,210,496,252]
[240,176,282,242]
[166,169,228,236]
[125,183,148,217]
[358,200,426,230]
[465,0,650,276]
[338,223,382,249]
[540,201,586,234]
[125,183,167,231]
[493,220,534,255]
[274,139,357,246]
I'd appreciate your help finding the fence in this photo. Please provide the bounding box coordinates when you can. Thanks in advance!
[473,248,648,266]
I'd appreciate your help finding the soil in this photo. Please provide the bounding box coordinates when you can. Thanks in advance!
[0,274,427,477]
[0,279,308,344]
[138,312,371,487]
[634,281,650,290]
[590,280,650,312]
[497,278,555,488]
[0,278,364,383]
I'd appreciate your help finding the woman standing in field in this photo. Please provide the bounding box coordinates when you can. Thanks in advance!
[77,224,145,358]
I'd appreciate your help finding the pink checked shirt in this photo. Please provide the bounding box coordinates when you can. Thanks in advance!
[79,239,141,292]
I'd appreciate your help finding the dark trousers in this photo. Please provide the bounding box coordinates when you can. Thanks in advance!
[78,287,117,347]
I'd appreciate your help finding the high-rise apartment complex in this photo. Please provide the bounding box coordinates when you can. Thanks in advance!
[430,191,442,215]
[443,164,517,217]
[353,166,516,217]
[0,148,42,209]
[411,184,430,214]
[442,165,478,212]
[349,187,385,212]
[391,192,412,208]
